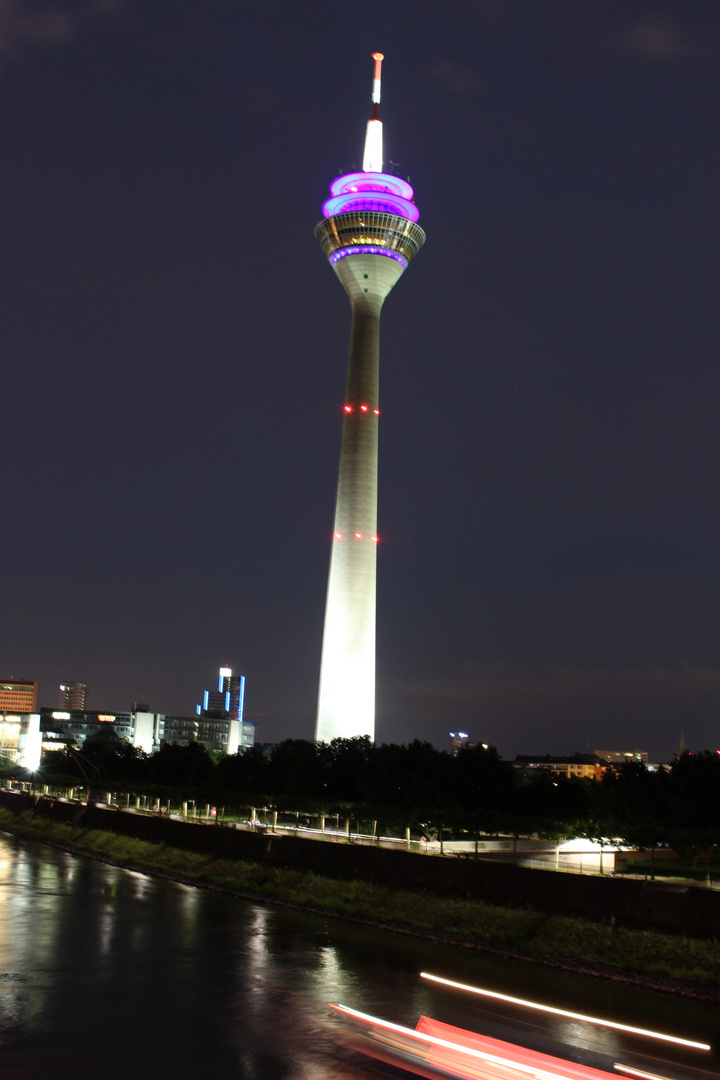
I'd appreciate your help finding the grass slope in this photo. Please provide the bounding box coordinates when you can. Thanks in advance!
[1,808,718,1000]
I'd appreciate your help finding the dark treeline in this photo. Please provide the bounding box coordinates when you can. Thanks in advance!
[39,737,720,857]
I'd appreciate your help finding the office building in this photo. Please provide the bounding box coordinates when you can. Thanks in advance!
[192,665,253,753]
[41,708,156,754]
[197,665,245,720]
[40,704,255,757]
[0,679,37,714]
[58,682,88,710]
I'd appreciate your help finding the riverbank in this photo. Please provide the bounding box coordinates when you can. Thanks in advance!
[1,807,718,1002]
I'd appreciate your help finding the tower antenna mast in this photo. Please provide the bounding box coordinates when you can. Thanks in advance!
[363,52,384,172]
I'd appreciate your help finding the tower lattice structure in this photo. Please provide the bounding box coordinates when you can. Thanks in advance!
[315,54,425,743]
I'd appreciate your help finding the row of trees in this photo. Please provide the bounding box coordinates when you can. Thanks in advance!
[39,737,720,860]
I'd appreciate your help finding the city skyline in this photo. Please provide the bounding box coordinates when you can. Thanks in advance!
[1,1,717,761]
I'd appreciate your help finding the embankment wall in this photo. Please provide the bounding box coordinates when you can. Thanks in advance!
[2,791,717,936]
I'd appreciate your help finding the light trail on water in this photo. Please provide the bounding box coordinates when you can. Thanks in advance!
[420,973,711,1052]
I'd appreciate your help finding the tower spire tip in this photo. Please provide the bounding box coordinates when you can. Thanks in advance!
[371,52,383,107]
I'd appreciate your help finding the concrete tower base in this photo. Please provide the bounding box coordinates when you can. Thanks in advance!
[315,252,405,743]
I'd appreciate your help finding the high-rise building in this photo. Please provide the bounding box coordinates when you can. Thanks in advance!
[0,679,37,713]
[197,665,245,720]
[58,682,88,710]
[193,665,254,753]
[314,54,425,743]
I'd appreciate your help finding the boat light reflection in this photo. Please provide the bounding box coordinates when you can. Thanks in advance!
[332,1004,620,1080]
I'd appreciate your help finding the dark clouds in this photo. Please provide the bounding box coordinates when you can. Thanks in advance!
[0,0,119,60]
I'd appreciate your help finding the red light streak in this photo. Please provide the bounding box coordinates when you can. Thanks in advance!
[332,1005,621,1080]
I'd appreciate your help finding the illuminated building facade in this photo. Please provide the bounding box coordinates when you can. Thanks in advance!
[513,754,605,781]
[449,732,471,755]
[0,679,37,713]
[315,54,425,743]
[37,667,254,757]
[41,708,152,753]
[58,681,88,710]
[40,702,255,756]
[0,713,41,770]
[192,665,254,752]
[594,749,648,765]
[197,665,245,720]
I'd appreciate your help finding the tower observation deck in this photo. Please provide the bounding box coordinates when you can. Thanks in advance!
[315,54,425,744]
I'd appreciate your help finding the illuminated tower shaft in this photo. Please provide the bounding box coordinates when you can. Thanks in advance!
[315,255,401,742]
[315,55,425,743]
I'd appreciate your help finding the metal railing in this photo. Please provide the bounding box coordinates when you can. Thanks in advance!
[315,211,426,264]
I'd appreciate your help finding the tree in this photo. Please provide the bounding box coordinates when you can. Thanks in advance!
[146,741,214,787]
[593,762,671,879]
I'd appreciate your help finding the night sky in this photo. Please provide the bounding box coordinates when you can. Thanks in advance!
[2,1,718,761]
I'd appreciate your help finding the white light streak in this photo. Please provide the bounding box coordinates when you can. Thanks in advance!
[613,1066,675,1080]
[420,974,711,1052]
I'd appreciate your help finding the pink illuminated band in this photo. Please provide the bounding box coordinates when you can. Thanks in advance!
[329,171,414,199]
[329,246,408,269]
[322,192,419,221]
[323,170,419,222]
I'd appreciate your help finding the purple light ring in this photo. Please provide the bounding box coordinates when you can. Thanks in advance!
[329,171,414,200]
[322,192,420,222]
[329,246,408,269]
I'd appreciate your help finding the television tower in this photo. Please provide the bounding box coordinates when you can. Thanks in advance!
[315,53,425,743]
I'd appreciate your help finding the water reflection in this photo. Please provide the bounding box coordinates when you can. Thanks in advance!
[0,831,715,1080]
[555,1019,622,1059]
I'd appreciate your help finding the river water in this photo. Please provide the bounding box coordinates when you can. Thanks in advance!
[0,832,716,1080]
